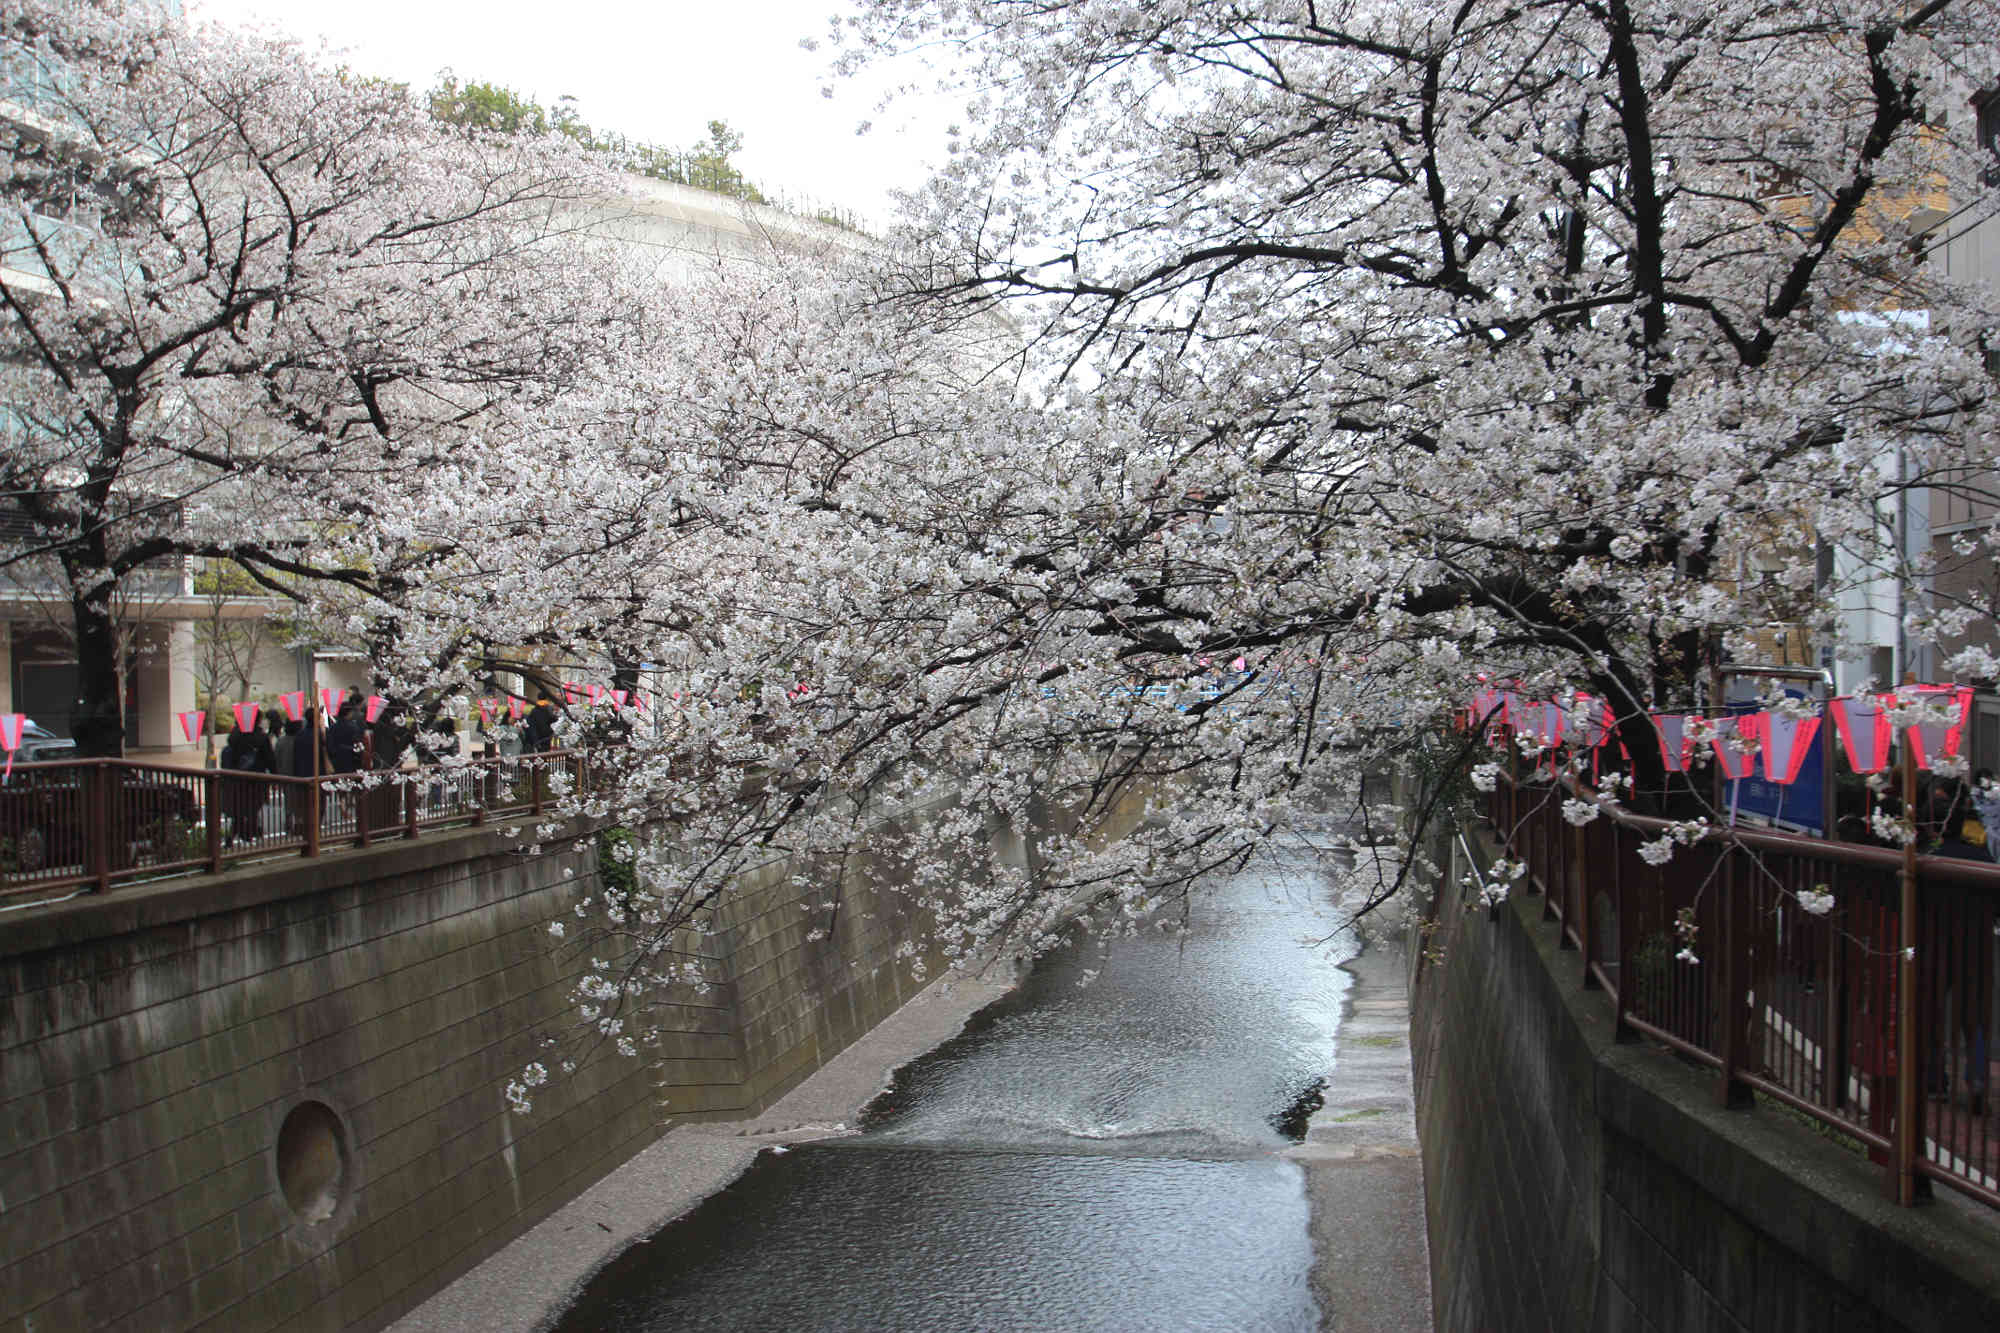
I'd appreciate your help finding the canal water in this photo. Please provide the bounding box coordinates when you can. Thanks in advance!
[552,851,1357,1333]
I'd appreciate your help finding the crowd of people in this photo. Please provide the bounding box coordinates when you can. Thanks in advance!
[209,689,577,844]
[1832,769,2000,862]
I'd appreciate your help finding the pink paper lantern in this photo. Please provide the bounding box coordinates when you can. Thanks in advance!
[1829,695,1894,773]
[1736,712,1822,785]
[1568,694,1614,750]
[1708,716,1757,781]
[1651,714,1697,773]
[1523,701,1564,747]
[1893,684,1973,770]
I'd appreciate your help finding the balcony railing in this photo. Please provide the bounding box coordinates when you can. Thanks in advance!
[1486,771,2000,1214]
[0,748,607,902]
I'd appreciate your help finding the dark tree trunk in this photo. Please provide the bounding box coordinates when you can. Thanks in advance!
[69,588,126,758]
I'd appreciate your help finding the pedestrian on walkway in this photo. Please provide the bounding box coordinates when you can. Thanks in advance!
[326,700,366,774]
[219,721,274,844]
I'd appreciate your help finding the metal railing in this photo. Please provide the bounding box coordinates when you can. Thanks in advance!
[0,749,607,903]
[1487,771,2000,1213]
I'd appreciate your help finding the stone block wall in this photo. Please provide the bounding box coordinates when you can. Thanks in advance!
[1411,828,2000,1333]
[0,786,1089,1333]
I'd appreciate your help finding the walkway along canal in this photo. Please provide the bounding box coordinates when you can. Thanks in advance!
[538,843,1430,1332]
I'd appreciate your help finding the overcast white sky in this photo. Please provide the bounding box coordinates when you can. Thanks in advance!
[187,1,955,227]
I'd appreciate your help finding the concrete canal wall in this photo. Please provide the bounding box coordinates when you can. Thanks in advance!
[0,791,1131,1333]
[1411,827,2000,1333]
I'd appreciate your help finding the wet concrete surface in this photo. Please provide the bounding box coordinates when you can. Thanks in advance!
[1292,926,1433,1332]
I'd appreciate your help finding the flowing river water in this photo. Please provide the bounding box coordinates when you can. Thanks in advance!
[551,849,1358,1332]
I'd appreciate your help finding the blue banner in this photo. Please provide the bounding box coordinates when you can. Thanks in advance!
[1729,699,1826,835]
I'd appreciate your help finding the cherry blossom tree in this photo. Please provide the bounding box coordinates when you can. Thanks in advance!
[816,0,2000,795]
[22,2,2000,1076]
[295,2,2000,1078]
[0,1,634,753]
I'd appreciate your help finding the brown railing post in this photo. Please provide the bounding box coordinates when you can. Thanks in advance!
[405,771,419,840]
[1614,818,1636,1039]
[1716,843,1752,1108]
[1544,804,1560,920]
[356,776,372,849]
[205,770,222,876]
[87,763,112,893]
[1578,818,1598,985]
[532,759,545,816]
[1892,740,1920,1204]
[305,778,321,859]
[1560,809,1582,946]
[1826,894,1848,1110]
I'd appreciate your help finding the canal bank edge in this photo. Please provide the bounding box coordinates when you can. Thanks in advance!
[387,961,1024,1333]
[1288,857,1437,1333]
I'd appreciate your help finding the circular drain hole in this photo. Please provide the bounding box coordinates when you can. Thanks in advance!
[276,1100,348,1225]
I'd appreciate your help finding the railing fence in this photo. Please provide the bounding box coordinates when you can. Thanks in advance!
[1486,772,1999,1213]
[0,749,602,901]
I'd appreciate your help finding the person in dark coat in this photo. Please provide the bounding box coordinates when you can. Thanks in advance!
[523,698,558,754]
[325,701,366,775]
[219,722,275,844]
[371,703,412,769]
[290,713,320,777]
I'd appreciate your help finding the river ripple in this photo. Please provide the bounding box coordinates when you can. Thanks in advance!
[553,852,1355,1333]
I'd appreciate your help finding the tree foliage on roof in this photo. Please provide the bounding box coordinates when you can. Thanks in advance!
[426,73,768,205]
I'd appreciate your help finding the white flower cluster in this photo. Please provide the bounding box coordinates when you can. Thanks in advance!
[1469,762,1500,793]
[1673,907,1700,966]
[1560,798,1601,826]
[1871,810,1917,846]
[1796,887,1836,917]
[504,1061,550,1115]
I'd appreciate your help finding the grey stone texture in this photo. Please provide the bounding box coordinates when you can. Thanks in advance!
[1412,826,2000,1333]
[0,790,1141,1333]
